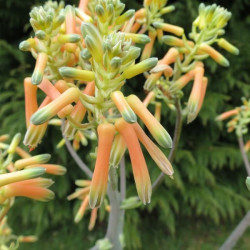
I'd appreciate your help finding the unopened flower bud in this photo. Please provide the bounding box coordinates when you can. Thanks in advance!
[123,57,158,79]
[8,133,21,154]
[217,38,239,55]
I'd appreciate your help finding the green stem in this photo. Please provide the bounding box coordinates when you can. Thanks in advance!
[105,167,124,250]
[152,99,182,190]
[238,135,250,176]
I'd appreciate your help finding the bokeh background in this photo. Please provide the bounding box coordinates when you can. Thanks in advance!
[0,0,250,249]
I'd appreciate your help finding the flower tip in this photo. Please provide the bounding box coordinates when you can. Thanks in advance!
[31,71,43,85]
[29,167,46,177]
[246,177,250,191]
[74,213,82,223]
[187,112,197,124]
[43,190,55,202]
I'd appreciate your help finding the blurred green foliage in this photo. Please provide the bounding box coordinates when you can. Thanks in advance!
[0,0,250,249]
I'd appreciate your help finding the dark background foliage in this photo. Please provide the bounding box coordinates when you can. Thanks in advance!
[0,0,250,249]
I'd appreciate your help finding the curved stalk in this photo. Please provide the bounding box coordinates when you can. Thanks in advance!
[238,135,250,176]
[152,99,182,190]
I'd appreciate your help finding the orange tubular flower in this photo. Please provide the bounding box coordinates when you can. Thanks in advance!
[132,123,174,176]
[244,140,250,152]
[0,168,45,188]
[65,5,76,34]
[187,65,205,123]
[32,52,48,85]
[126,95,172,148]
[25,164,67,175]
[75,195,89,223]
[38,78,73,118]
[199,43,229,67]
[153,22,184,37]
[216,108,240,121]
[111,91,137,123]
[88,207,98,231]
[24,77,38,128]
[115,118,152,204]
[0,182,54,203]
[89,123,115,208]
[141,31,157,61]
[15,147,31,159]
[169,69,195,93]
[143,91,155,107]
[130,22,141,33]
[31,88,80,125]
[63,81,95,139]
[54,80,70,93]
[78,0,90,13]
[154,102,162,122]
[197,77,208,113]
[23,95,51,149]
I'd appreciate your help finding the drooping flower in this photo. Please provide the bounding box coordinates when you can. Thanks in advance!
[115,118,152,204]
[89,123,115,208]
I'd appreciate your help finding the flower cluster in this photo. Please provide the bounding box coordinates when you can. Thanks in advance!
[20,0,174,209]
[216,98,250,136]
[0,133,66,248]
[133,3,239,124]
[67,179,110,229]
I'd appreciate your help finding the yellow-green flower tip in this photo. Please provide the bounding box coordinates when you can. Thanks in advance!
[110,134,127,167]
[111,91,137,123]
[31,71,43,85]
[122,47,141,65]
[110,57,122,69]
[59,67,95,81]
[187,101,198,124]
[80,48,91,60]
[20,167,46,178]
[160,6,175,15]
[152,22,164,29]
[116,9,135,25]
[162,35,181,46]
[35,30,46,40]
[58,34,81,43]
[19,40,33,51]
[120,197,142,209]
[81,22,102,44]
[124,33,151,44]
[30,109,52,125]
[8,133,21,154]
[123,57,158,79]
[75,180,91,187]
[219,57,230,67]
[144,74,159,91]
[74,213,82,224]
[246,177,250,192]
[89,187,105,209]
[41,190,55,202]
[14,154,51,170]
[152,127,173,148]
